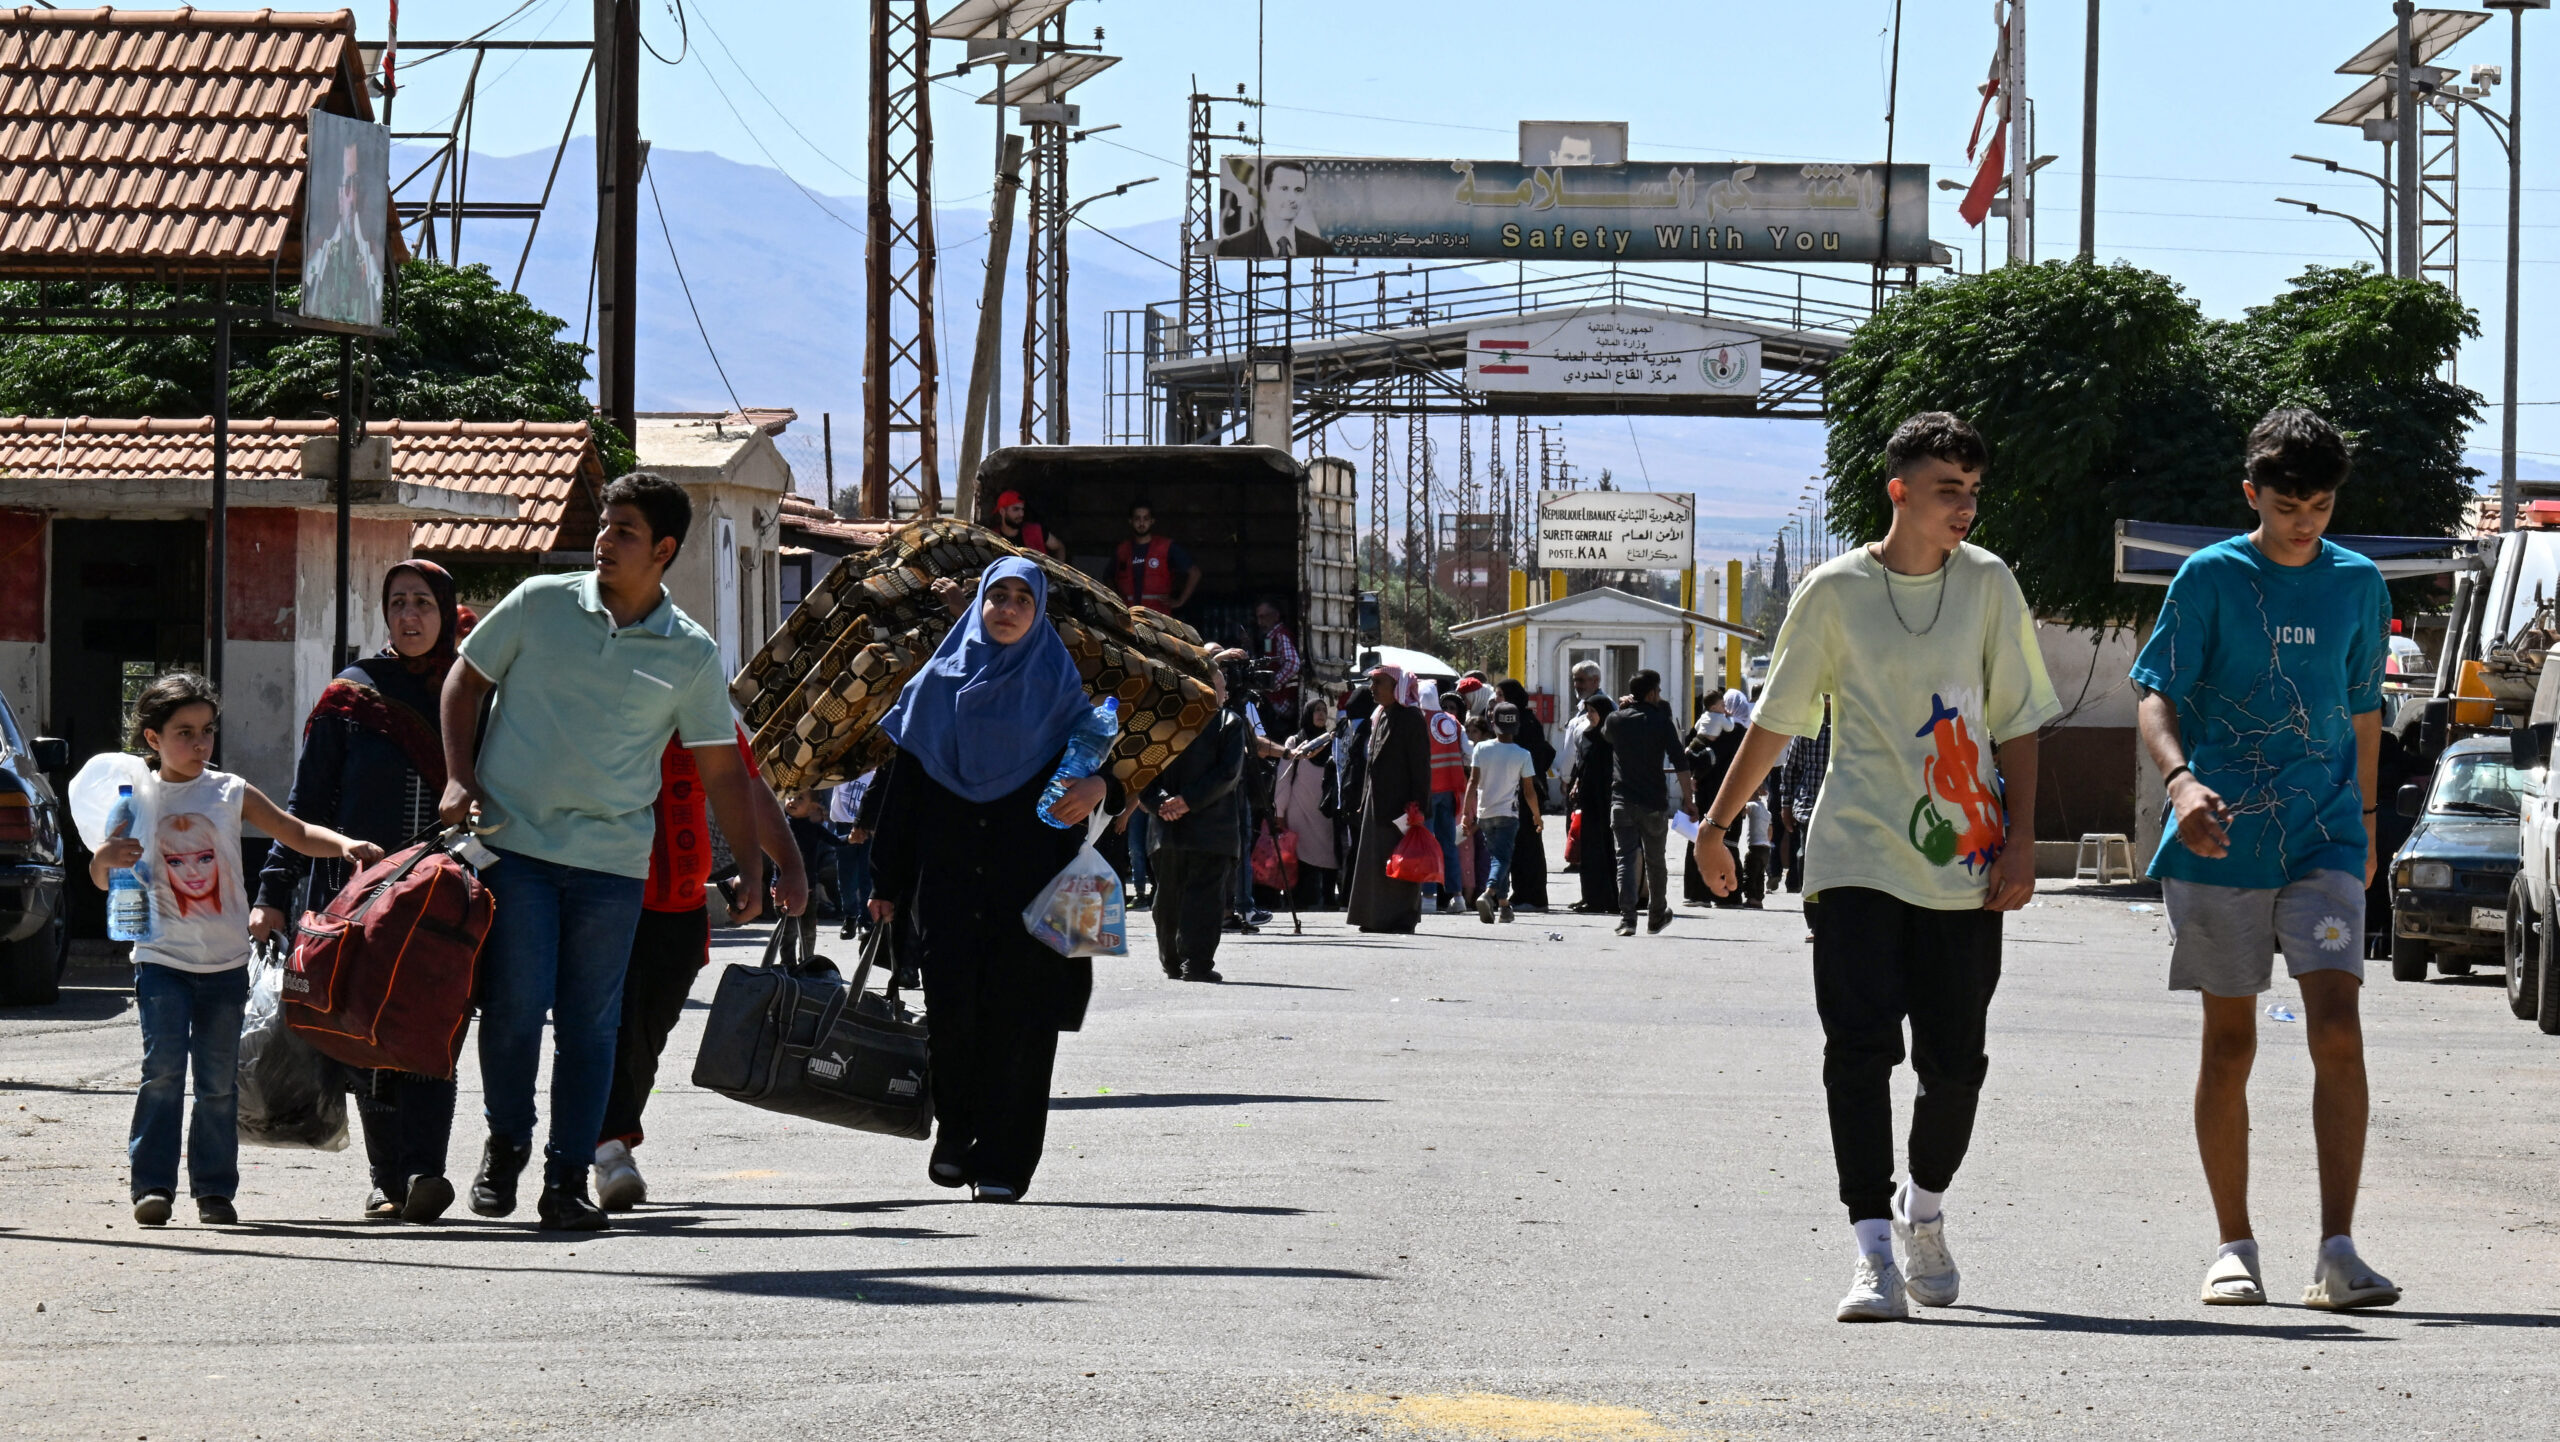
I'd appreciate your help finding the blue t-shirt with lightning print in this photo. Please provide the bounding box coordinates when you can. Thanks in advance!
[2131,535,2390,888]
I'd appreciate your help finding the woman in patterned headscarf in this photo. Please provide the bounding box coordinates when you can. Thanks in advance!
[1345,665,1433,933]
[252,559,465,1223]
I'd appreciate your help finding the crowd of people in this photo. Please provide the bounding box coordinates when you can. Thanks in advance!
[84,404,2407,1322]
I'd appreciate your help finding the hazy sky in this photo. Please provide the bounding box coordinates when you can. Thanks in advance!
[356,0,2555,564]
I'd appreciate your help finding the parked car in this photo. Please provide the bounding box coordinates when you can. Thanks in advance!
[0,686,69,1004]
[2389,733,2523,983]
[2506,715,2560,1032]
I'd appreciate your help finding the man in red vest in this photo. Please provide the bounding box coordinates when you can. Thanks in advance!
[1110,498,1201,613]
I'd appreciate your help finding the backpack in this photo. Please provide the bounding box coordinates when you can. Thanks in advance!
[286,831,493,1079]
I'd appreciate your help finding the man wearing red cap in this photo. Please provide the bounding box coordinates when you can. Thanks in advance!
[990,490,1066,560]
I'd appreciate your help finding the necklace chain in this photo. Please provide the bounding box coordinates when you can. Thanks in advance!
[1874,546,1951,636]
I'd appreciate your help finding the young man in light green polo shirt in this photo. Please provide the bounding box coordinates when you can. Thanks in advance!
[438,472,780,1230]
[1701,412,2062,1322]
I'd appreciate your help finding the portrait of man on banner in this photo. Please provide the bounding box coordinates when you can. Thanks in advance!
[302,109,388,329]
[1215,156,1334,259]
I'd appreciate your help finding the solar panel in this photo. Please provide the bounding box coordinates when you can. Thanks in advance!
[928,0,1073,41]
[976,51,1117,105]
[2336,9,2490,73]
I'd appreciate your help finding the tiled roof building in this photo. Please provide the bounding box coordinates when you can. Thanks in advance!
[0,6,375,276]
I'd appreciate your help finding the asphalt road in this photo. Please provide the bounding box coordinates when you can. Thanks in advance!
[5,862,2559,1441]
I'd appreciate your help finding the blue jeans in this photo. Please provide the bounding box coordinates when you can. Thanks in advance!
[1478,816,1521,905]
[130,962,249,1200]
[1426,791,1461,899]
[830,840,872,919]
[1126,810,1151,894]
[476,850,647,1187]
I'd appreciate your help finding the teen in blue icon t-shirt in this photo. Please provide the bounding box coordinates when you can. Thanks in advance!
[2130,533,2389,889]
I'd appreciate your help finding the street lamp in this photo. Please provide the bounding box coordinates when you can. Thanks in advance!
[2481,0,2544,532]
[2290,153,2395,271]
[2277,197,2391,265]
[1063,173,1157,225]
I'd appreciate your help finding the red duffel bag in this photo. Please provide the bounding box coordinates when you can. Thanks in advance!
[1251,822,1299,891]
[286,832,494,1079]
[1383,804,1444,885]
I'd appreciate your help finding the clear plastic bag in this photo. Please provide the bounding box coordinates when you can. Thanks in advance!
[1022,840,1129,958]
[236,948,349,1151]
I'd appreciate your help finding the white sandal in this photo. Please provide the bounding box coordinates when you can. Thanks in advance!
[2201,1249,2265,1306]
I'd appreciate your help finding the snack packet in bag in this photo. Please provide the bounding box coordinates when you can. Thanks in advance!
[1022,841,1128,958]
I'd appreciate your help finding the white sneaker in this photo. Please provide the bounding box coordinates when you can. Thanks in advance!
[1891,1193,1960,1308]
[2302,1245,2400,1310]
[1835,1251,1910,1322]
[593,1140,646,1212]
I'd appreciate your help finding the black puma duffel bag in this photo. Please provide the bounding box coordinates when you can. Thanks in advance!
[690,916,932,1140]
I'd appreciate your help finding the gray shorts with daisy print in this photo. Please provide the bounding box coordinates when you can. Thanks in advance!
[2162,868,2367,995]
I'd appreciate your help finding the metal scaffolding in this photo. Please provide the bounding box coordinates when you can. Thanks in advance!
[863,0,940,518]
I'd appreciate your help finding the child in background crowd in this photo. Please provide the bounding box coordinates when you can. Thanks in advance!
[75,672,381,1228]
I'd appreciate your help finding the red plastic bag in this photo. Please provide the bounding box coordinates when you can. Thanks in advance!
[1251,823,1300,891]
[1384,804,1444,884]
[1563,810,1582,866]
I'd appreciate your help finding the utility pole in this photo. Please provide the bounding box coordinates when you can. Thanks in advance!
[2008,0,2032,265]
[2492,0,2540,531]
[2079,0,2098,258]
[863,0,938,521]
[592,0,640,440]
[2394,1,2420,278]
[955,133,1026,519]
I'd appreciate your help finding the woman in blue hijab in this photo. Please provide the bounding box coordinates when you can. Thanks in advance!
[869,558,1118,1201]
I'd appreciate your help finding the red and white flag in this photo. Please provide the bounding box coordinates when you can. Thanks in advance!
[1959,1,2010,229]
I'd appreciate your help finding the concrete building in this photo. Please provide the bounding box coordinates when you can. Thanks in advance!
[630,412,801,678]
[1448,585,1763,749]
[0,417,611,805]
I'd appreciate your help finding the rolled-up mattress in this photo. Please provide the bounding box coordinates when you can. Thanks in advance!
[731,519,1221,793]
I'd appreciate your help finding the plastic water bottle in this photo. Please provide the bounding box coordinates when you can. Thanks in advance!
[1038,698,1120,828]
[105,784,155,943]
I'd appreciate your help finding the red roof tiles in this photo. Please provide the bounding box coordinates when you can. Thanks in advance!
[0,8,372,275]
[0,413,602,553]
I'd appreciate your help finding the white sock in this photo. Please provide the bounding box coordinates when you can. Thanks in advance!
[2217,1239,2259,1263]
[1899,1179,1944,1224]
[1853,1218,1892,1259]
[2319,1233,2356,1261]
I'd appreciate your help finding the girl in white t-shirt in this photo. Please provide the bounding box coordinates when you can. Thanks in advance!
[76,673,380,1228]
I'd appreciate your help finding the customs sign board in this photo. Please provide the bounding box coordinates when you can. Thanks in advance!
[1212,156,1931,263]
[1538,491,1695,570]
[1468,308,1760,399]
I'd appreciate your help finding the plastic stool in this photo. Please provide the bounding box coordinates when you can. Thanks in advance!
[2075,833,2136,884]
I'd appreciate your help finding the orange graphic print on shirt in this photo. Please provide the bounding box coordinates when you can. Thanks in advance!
[1906,693,2007,875]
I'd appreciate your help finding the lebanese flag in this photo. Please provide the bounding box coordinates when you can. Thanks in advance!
[1958,4,2009,229]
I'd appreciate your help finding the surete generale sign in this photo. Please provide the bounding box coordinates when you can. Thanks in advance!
[1468,308,1761,400]
[1537,491,1696,570]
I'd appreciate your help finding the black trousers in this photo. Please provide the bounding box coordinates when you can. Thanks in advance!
[1810,886,2003,1223]
[923,967,1063,1194]
[1151,847,1233,975]
[600,905,709,1148]
[352,1069,459,1193]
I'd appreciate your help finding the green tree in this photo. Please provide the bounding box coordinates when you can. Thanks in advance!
[0,260,633,474]
[1823,259,2477,629]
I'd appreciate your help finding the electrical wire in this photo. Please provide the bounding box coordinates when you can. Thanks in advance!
[641,0,691,66]
[645,164,746,417]
[1071,211,1178,272]
[395,0,548,69]
[689,3,867,189]
[688,49,866,238]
